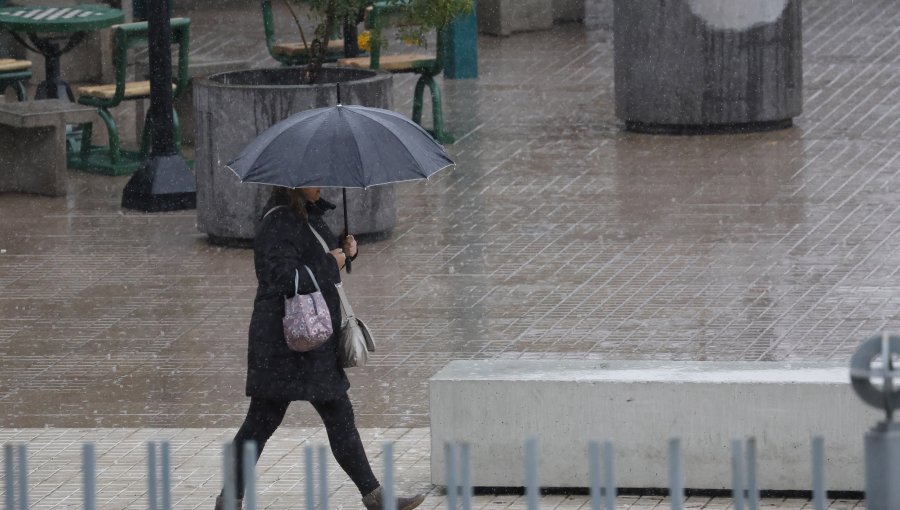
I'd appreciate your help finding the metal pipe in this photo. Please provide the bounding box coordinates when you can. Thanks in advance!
[525,437,539,510]
[223,442,237,510]
[445,443,457,510]
[83,443,96,510]
[746,438,759,510]
[460,443,473,510]
[668,439,683,510]
[148,442,158,510]
[384,442,397,510]
[604,441,616,510]
[243,441,257,510]
[812,437,826,510]
[731,439,744,510]
[589,442,601,510]
[306,444,315,510]
[16,444,26,510]
[319,444,329,510]
[161,441,172,510]
[5,443,15,510]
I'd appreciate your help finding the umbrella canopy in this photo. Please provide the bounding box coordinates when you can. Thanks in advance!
[225,105,454,189]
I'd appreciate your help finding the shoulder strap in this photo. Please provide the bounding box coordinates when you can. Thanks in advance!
[308,224,355,318]
[263,205,287,219]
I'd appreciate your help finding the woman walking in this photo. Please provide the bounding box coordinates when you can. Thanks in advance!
[215,187,424,510]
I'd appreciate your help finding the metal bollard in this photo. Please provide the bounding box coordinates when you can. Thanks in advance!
[161,441,172,510]
[525,437,540,510]
[383,442,397,510]
[243,441,258,510]
[668,439,683,510]
[811,437,826,510]
[445,443,458,510]
[319,444,329,510]
[305,444,315,510]
[603,442,615,510]
[83,443,97,510]
[731,439,745,510]
[746,438,759,510]
[15,444,26,510]
[222,442,238,510]
[850,333,900,510]
[589,442,602,510]
[4,443,15,510]
[460,443,473,510]
[148,442,158,510]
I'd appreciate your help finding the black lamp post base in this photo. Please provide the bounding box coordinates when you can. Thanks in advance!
[122,154,197,212]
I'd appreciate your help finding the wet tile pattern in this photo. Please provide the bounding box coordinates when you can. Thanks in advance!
[0,0,897,445]
[0,427,868,510]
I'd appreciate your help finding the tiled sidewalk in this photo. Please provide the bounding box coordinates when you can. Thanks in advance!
[0,428,865,510]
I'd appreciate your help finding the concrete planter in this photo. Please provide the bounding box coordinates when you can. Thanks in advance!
[614,0,802,133]
[193,67,396,243]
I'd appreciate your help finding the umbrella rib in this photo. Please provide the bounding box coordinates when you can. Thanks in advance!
[341,107,368,188]
[345,108,447,179]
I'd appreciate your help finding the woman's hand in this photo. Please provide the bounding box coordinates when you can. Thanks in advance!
[342,235,358,258]
[330,248,347,270]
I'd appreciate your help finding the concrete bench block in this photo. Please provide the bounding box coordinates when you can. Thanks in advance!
[0,99,95,196]
[477,0,553,36]
[429,360,879,492]
[552,0,584,22]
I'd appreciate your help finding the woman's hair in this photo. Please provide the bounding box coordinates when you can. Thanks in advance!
[269,187,308,220]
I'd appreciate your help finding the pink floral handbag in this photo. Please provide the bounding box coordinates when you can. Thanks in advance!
[283,265,333,352]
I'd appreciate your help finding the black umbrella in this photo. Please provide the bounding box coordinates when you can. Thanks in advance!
[226,100,455,271]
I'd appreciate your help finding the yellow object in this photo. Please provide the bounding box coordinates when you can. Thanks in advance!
[358,31,371,52]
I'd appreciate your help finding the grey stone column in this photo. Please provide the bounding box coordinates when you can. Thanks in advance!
[193,67,396,244]
[614,0,802,133]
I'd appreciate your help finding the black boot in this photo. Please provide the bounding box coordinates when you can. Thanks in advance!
[362,486,425,510]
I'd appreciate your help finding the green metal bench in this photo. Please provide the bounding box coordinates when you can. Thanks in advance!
[0,58,31,101]
[338,1,453,143]
[68,17,190,175]
[261,0,348,66]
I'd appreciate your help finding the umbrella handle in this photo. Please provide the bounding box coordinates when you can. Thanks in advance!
[343,187,352,274]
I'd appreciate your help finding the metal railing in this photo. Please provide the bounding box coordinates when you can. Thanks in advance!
[2,434,833,510]
[3,332,900,509]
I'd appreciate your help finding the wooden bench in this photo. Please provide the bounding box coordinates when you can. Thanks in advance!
[0,100,96,196]
[0,58,32,101]
[429,359,878,492]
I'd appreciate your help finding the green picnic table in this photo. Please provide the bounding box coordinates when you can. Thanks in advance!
[0,5,124,100]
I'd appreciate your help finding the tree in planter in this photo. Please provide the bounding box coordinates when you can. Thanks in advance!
[286,0,473,83]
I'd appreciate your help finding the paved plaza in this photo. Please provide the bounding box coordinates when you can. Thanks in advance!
[2,0,900,507]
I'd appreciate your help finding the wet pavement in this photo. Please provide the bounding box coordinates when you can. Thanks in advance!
[1,0,899,507]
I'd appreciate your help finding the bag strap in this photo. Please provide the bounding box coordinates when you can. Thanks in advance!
[308,224,355,318]
[295,265,321,295]
[263,205,287,219]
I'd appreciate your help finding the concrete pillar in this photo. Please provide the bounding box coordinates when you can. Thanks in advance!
[614,0,802,133]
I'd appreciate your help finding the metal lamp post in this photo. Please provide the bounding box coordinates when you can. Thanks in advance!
[850,333,900,510]
[121,0,196,212]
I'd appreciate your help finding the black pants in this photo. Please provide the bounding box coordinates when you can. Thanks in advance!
[228,394,380,498]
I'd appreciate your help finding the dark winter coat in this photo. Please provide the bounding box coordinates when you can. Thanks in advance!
[245,197,349,401]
